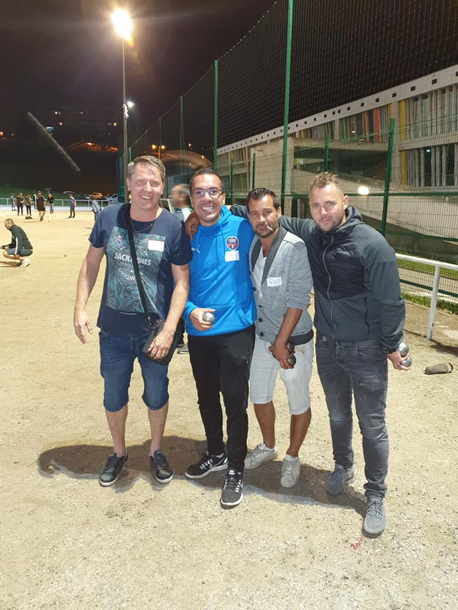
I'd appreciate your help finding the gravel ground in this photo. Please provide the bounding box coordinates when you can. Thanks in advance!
[1,211,457,609]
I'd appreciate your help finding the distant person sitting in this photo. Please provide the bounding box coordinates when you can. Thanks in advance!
[25,195,33,218]
[1,219,33,267]
[169,184,193,221]
[36,191,46,221]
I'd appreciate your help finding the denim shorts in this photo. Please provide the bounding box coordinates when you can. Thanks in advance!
[99,330,169,412]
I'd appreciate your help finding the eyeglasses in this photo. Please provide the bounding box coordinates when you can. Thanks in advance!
[192,188,224,199]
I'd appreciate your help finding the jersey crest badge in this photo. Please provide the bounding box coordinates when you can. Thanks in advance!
[226,236,239,250]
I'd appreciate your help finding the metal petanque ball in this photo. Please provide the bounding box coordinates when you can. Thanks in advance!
[401,355,412,368]
[287,355,296,367]
[202,312,215,325]
[398,342,409,357]
[286,341,294,353]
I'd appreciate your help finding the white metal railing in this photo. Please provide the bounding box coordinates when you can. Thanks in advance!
[0,197,113,208]
[396,253,458,340]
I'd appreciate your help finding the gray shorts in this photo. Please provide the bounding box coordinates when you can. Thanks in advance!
[250,334,314,414]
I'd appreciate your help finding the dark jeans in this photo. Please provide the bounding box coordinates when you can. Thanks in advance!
[188,325,254,472]
[316,333,389,499]
[176,317,185,345]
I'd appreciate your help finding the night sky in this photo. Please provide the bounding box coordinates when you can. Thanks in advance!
[2,0,276,132]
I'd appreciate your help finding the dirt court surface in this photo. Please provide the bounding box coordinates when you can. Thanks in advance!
[1,210,457,610]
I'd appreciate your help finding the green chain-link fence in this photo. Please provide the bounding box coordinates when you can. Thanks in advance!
[116,0,458,307]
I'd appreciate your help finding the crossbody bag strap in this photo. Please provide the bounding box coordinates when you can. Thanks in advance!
[125,205,154,331]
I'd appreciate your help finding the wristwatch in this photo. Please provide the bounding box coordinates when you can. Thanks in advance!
[382,345,397,354]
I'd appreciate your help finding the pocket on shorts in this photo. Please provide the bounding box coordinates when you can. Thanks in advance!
[99,329,111,339]
[294,340,314,364]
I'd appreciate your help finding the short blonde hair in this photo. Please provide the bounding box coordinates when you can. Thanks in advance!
[308,172,344,195]
[128,155,166,182]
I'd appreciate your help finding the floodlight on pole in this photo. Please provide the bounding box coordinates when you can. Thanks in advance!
[112,8,133,202]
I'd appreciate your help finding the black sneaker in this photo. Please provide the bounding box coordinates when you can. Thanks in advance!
[99,452,128,487]
[150,450,173,484]
[185,452,228,479]
[221,469,243,508]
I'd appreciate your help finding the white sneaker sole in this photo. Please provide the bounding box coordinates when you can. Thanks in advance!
[220,492,244,508]
[154,472,173,484]
[281,476,300,488]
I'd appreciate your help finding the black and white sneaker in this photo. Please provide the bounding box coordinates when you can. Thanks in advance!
[185,452,228,479]
[221,469,243,508]
[99,452,128,487]
[150,450,173,484]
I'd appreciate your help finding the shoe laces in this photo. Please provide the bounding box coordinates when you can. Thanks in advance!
[330,466,346,482]
[253,443,274,458]
[152,451,169,472]
[105,453,122,471]
[282,459,299,476]
[224,469,242,492]
[197,451,218,468]
[367,499,384,518]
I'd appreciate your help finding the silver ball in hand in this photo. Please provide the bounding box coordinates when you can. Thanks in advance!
[202,312,215,325]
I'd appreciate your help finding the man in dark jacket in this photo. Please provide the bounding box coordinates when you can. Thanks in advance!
[1,218,33,267]
[279,172,407,537]
[228,172,407,536]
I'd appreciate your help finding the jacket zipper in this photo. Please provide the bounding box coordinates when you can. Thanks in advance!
[322,235,337,340]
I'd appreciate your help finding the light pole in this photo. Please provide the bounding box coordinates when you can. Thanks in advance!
[112,8,132,202]
[151,144,166,159]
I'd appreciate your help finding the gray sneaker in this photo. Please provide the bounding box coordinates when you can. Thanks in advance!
[363,497,386,537]
[325,464,354,495]
[280,456,301,488]
[221,469,243,508]
[244,443,277,469]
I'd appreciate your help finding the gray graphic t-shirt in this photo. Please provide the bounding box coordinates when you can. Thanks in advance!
[90,204,191,336]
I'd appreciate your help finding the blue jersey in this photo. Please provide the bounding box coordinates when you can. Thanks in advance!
[184,205,256,336]
[90,204,191,336]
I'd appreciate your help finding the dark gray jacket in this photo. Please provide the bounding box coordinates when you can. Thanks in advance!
[232,205,405,351]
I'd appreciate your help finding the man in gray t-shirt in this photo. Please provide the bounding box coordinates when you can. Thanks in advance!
[170,184,193,222]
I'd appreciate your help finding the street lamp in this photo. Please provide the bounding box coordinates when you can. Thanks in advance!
[151,144,166,159]
[112,8,132,203]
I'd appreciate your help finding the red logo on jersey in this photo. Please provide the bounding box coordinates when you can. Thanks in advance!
[226,236,239,250]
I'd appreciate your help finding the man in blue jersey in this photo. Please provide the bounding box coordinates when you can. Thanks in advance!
[74,156,191,488]
[184,169,256,509]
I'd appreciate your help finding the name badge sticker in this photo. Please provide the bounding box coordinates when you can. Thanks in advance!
[148,240,165,252]
[267,276,282,287]
[225,251,240,262]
